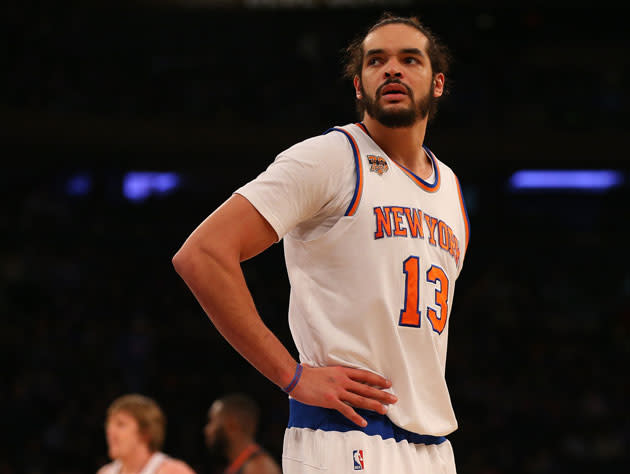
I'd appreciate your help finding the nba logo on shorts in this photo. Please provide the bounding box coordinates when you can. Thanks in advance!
[353,449,365,470]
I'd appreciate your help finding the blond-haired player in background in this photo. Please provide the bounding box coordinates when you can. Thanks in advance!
[97,394,196,474]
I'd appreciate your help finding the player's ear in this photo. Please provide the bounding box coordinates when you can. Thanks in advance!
[353,75,362,99]
[433,73,445,98]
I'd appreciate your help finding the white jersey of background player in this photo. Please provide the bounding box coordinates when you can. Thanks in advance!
[174,14,469,474]
[100,452,168,474]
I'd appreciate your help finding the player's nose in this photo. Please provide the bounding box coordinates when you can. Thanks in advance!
[384,59,403,78]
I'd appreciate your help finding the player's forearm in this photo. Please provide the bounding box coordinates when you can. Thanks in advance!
[172,246,297,389]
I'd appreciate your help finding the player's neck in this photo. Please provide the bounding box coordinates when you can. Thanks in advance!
[227,438,258,463]
[119,446,153,474]
[362,116,432,179]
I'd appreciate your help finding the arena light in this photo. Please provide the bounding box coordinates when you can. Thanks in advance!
[123,172,181,201]
[509,170,624,191]
[66,173,92,196]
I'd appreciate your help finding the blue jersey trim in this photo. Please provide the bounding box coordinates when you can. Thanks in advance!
[421,146,440,188]
[453,172,471,251]
[287,399,447,446]
[323,127,362,216]
[393,145,440,189]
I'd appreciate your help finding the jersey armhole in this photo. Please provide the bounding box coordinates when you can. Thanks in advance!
[453,172,470,265]
[323,127,363,216]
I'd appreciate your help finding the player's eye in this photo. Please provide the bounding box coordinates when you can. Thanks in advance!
[404,56,420,64]
[366,57,382,66]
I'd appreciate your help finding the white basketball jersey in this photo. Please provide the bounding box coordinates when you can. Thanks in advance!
[102,452,168,474]
[283,123,470,437]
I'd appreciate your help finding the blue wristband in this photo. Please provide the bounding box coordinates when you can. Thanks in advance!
[283,363,303,393]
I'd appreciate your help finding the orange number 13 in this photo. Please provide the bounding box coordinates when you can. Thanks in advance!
[399,256,449,334]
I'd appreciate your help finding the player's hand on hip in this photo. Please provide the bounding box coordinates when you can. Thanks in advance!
[290,364,398,427]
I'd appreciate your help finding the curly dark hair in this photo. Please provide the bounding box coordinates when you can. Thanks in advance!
[342,12,452,122]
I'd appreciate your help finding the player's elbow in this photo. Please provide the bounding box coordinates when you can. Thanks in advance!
[172,238,228,280]
[172,246,187,275]
[172,243,201,279]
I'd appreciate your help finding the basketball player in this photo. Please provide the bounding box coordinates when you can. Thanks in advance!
[97,394,196,474]
[204,393,281,474]
[173,12,469,473]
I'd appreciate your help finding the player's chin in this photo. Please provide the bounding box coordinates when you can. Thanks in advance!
[108,446,119,459]
[381,102,414,113]
[380,101,412,112]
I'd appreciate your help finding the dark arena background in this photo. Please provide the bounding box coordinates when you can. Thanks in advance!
[3,1,629,473]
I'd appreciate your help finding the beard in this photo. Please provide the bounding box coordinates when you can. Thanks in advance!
[359,79,435,128]
[205,426,229,463]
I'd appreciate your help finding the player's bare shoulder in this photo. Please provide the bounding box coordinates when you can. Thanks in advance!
[241,453,281,474]
[156,458,196,474]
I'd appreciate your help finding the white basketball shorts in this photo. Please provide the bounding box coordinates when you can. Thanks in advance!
[282,399,457,474]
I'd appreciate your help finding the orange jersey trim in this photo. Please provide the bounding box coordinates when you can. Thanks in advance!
[356,122,369,135]
[390,148,441,193]
[326,127,364,216]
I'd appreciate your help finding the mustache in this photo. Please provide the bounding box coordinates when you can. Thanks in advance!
[376,79,413,98]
